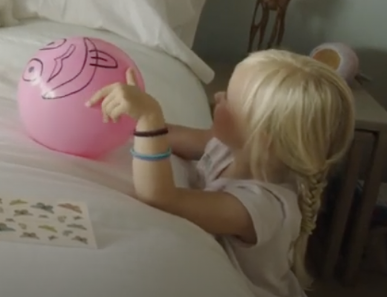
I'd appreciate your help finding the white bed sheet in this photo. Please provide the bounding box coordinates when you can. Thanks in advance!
[0,20,254,297]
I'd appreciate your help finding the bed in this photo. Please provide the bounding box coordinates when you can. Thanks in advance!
[0,1,255,297]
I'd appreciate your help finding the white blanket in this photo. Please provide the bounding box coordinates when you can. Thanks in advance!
[0,20,254,297]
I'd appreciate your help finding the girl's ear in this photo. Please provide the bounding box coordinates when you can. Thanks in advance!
[258,130,271,148]
[214,91,227,103]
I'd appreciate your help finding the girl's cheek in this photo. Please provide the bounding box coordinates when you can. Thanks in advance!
[213,104,243,148]
[213,104,231,128]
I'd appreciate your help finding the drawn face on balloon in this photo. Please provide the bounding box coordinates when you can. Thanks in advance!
[17,37,144,158]
[22,38,118,99]
[21,37,119,100]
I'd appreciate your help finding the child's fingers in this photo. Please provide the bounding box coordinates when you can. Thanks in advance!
[101,93,116,112]
[126,68,139,86]
[103,113,109,123]
[101,94,116,123]
[86,85,115,107]
[105,102,121,124]
[109,103,125,123]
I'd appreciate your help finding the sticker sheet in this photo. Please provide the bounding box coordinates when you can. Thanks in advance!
[0,198,97,249]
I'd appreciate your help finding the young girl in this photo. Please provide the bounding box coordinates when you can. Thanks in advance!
[86,49,355,297]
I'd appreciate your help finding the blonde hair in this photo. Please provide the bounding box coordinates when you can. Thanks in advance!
[231,49,355,288]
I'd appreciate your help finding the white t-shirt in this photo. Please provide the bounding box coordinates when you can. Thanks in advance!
[195,138,306,297]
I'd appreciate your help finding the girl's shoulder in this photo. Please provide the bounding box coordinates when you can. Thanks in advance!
[226,179,297,202]
[203,137,225,153]
[225,179,300,218]
[223,179,302,238]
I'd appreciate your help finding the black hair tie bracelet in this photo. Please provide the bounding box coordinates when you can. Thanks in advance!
[133,127,169,137]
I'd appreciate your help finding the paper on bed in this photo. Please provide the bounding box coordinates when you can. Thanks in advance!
[0,197,97,249]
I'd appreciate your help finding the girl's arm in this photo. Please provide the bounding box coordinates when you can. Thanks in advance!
[133,111,255,241]
[165,91,225,160]
[166,124,212,160]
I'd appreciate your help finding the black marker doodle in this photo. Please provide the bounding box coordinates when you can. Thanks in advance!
[22,37,119,100]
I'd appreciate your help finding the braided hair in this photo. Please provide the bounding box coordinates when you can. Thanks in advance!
[232,49,355,289]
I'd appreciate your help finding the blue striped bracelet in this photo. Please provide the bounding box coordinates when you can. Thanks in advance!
[130,147,172,161]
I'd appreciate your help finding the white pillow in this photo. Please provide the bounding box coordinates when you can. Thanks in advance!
[149,0,207,47]
[0,0,19,26]
[13,0,213,83]
[14,0,204,43]
[171,0,207,48]
[163,0,196,28]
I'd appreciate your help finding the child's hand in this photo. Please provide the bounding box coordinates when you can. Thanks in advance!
[86,69,161,123]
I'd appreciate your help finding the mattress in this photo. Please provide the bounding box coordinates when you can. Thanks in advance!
[0,20,254,297]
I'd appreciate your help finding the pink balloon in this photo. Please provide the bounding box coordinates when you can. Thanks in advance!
[17,37,145,159]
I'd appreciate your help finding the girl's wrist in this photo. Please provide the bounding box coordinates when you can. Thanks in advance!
[136,107,165,132]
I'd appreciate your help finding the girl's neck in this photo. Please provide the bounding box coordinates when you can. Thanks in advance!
[218,150,252,180]
[226,149,291,185]
[221,158,251,180]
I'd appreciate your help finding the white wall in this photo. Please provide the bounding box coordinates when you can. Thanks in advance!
[194,0,387,107]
